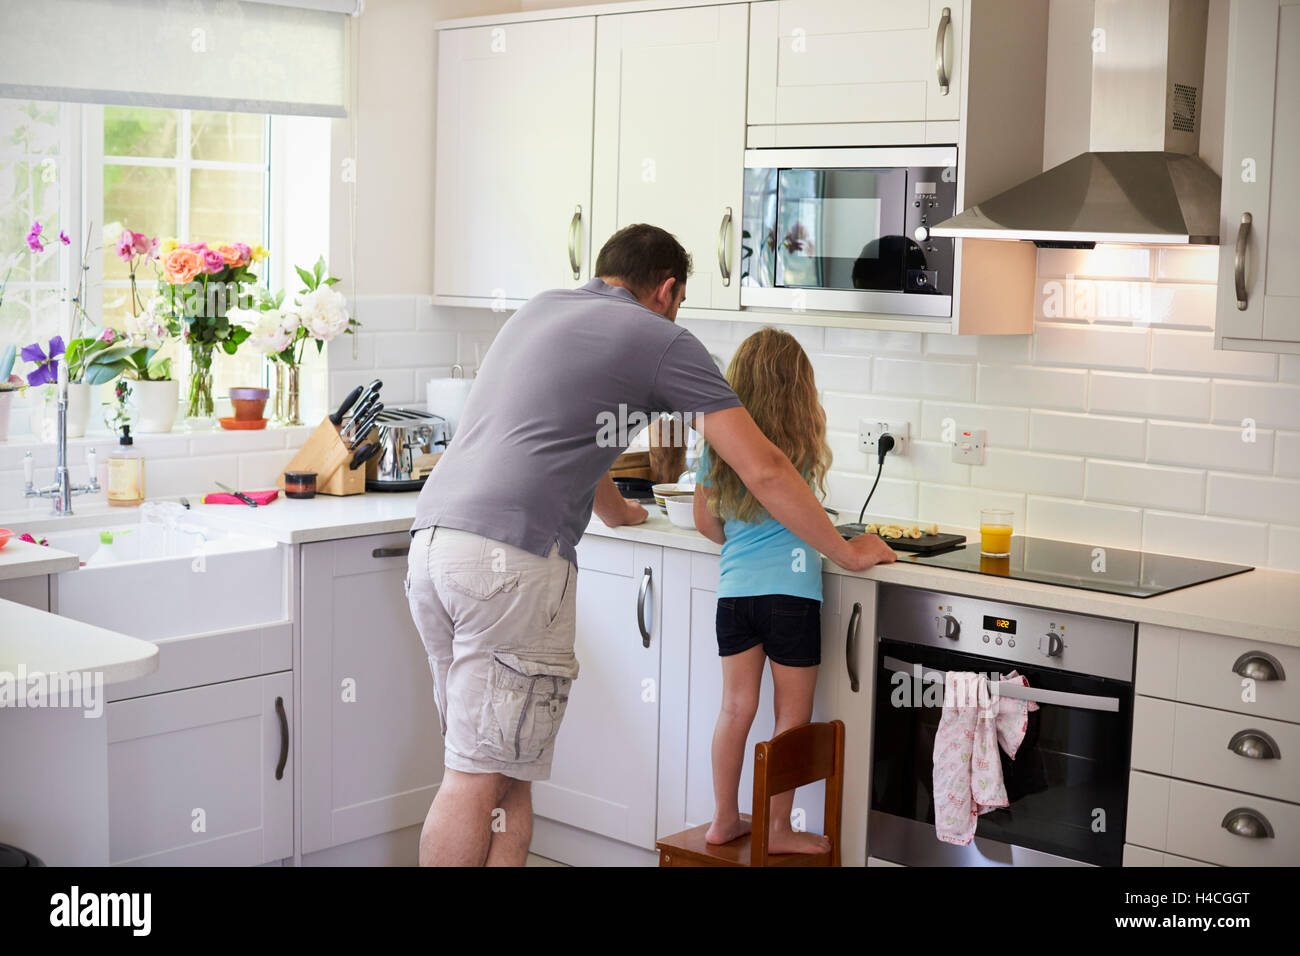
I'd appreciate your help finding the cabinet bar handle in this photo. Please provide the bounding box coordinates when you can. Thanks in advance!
[637,567,652,648]
[846,602,862,693]
[935,7,952,95]
[1227,729,1281,761]
[717,207,733,286]
[373,546,410,558]
[1232,650,1284,682]
[1221,807,1274,840]
[568,205,583,280]
[1234,212,1252,310]
[274,695,289,781]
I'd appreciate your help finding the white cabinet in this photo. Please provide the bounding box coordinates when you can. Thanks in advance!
[531,535,663,856]
[106,672,293,866]
[434,17,595,304]
[657,550,832,840]
[591,4,748,310]
[299,533,443,855]
[1216,0,1300,353]
[748,0,963,126]
[0,574,48,610]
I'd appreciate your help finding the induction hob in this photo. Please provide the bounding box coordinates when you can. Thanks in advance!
[902,536,1253,598]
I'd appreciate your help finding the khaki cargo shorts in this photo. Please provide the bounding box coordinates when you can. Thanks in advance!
[406,526,578,781]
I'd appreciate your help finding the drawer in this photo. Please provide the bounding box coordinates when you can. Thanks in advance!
[1136,625,1300,723]
[1123,844,1216,867]
[1127,771,1300,867]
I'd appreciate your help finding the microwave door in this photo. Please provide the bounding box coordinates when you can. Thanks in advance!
[774,168,907,292]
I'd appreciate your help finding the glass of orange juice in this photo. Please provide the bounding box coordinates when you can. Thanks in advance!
[979,508,1014,557]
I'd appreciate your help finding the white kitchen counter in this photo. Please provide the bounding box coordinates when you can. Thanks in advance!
[0,598,158,686]
[0,538,80,580]
[17,490,1298,648]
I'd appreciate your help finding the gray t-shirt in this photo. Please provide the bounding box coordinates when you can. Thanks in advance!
[412,278,741,563]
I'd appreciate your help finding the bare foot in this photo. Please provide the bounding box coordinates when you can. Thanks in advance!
[767,828,831,855]
[706,816,752,845]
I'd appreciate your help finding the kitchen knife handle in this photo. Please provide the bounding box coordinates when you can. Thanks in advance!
[846,602,862,693]
[1234,212,1251,310]
[330,385,363,426]
[568,205,582,280]
[274,696,289,781]
[935,7,952,95]
[717,207,733,286]
[637,567,652,648]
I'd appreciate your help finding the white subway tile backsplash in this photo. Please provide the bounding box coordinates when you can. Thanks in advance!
[1268,525,1300,574]
[375,331,458,370]
[1085,459,1204,512]
[1036,246,1152,279]
[1206,473,1300,525]
[982,449,1084,498]
[873,358,976,401]
[1276,432,1300,478]
[1025,496,1143,549]
[1032,322,1149,368]
[146,454,240,500]
[1142,510,1269,566]
[325,334,376,371]
[920,402,1029,449]
[1088,371,1211,421]
[353,295,417,331]
[1155,247,1219,282]
[1150,329,1277,379]
[237,448,297,490]
[923,333,978,357]
[1146,420,1274,472]
[918,484,1025,532]
[811,354,871,393]
[1211,381,1300,430]
[824,328,922,354]
[1280,354,1300,383]
[976,365,1088,410]
[976,334,1032,365]
[821,393,921,429]
[1029,410,1146,459]
[826,472,916,521]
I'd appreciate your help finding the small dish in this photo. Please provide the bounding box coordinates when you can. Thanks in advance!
[220,416,268,431]
[652,482,694,514]
[663,495,696,529]
[0,528,12,550]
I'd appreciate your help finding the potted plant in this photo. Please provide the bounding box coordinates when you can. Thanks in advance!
[229,256,357,426]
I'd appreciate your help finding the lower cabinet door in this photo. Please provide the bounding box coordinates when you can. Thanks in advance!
[533,535,662,850]
[299,534,444,855]
[106,672,293,866]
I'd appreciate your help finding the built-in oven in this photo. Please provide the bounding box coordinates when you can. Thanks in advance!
[740,146,958,317]
[869,584,1135,867]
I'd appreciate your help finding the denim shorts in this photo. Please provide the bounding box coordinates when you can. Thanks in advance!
[715,594,822,667]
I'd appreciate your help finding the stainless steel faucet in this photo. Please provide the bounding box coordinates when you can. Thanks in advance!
[23,391,100,515]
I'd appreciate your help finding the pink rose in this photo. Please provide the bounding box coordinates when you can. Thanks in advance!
[201,248,226,273]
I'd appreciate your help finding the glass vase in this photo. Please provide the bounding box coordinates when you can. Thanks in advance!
[185,342,217,430]
[279,363,303,426]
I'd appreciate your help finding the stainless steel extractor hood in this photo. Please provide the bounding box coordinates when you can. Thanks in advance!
[932,0,1222,247]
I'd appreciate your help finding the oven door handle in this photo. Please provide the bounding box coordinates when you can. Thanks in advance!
[882,656,1122,713]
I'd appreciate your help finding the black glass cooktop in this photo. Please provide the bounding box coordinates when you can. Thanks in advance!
[903,536,1253,598]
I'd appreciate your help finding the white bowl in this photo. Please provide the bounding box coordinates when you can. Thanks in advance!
[652,482,694,514]
[663,494,696,529]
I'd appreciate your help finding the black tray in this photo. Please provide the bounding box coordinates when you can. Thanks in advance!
[835,523,966,555]
[366,477,427,493]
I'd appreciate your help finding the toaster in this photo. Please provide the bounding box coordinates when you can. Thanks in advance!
[366,408,449,492]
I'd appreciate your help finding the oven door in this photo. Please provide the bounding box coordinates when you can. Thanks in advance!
[869,639,1133,867]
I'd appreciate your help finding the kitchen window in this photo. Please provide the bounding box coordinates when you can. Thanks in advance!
[1,99,331,431]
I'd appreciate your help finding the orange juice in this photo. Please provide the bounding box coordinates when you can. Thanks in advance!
[979,523,1013,557]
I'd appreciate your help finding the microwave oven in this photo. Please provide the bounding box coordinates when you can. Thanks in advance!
[740,146,958,317]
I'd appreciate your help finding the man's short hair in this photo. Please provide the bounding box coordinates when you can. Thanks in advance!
[594,224,692,300]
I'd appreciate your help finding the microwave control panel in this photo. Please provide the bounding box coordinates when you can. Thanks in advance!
[904,167,958,296]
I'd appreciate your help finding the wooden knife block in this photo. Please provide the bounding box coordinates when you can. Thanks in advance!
[277,417,376,496]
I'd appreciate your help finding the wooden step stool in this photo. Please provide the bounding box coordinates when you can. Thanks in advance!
[655,720,844,867]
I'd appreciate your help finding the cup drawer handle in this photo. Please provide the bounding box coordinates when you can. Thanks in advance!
[1220,807,1274,840]
[1227,729,1281,761]
[1232,650,1285,682]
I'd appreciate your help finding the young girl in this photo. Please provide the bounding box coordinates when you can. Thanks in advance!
[693,327,833,855]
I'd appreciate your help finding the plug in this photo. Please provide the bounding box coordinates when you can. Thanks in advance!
[877,432,895,465]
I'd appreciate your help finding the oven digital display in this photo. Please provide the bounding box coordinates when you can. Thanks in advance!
[983,615,1016,634]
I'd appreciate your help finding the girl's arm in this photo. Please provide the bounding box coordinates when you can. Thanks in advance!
[693,485,726,545]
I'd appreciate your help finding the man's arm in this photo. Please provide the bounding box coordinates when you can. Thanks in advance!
[694,406,895,572]
[593,472,648,528]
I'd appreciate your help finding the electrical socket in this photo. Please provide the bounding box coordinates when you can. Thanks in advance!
[859,420,909,457]
[951,427,986,464]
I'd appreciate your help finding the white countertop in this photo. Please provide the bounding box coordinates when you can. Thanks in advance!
[0,598,159,687]
[0,538,80,580]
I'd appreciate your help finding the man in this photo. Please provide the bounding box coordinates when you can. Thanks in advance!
[406,224,896,866]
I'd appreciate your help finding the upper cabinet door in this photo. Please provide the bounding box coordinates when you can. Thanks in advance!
[435,18,595,302]
[748,0,963,126]
[1217,0,1300,353]
[591,5,748,310]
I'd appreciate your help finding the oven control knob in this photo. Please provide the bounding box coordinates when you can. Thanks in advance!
[914,226,930,242]
[1039,633,1065,658]
[939,614,960,640]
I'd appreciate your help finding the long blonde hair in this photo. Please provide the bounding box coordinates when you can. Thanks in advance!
[704,327,831,523]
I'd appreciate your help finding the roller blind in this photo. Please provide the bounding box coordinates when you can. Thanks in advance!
[0,0,349,117]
